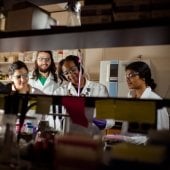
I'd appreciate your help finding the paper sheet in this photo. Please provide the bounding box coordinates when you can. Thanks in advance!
[95,99,156,124]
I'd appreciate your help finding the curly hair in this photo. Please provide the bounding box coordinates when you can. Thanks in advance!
[58,55,84,84]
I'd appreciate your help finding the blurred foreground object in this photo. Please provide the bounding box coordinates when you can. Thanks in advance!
[66,0,81,26]
[54,133,103,170]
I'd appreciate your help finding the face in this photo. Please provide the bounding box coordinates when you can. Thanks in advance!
[62,61,80,85]
[10,67,29,91]
[37,52,52,73]
[125,69,146,90]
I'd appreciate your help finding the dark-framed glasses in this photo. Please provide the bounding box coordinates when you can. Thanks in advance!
[126,72,139,79]
[37,57,51,62]
[63,66,78,76]
[13,73,28,79]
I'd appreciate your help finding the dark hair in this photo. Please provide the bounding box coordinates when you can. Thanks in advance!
[32,51,58,83]
[8,60,28,76]
[125,61,157,90]
[58,55,84,83]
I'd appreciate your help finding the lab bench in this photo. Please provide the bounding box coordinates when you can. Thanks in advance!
[0,93,170,170]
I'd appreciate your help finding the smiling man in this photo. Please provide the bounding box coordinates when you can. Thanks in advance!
[29,51,60,95]
[28,51,62,131]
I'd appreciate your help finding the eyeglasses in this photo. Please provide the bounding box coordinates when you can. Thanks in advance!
[37,57,51,62]
[13,73,28,79]
[126,72,139,79]
[63,66,78,76]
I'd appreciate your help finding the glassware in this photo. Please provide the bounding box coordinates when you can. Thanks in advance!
[0,1,6,32]
[0,112,19,169]
[0,12,5,31]
[66,0,81,26]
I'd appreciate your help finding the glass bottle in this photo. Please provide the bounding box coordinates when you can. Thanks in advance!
[66,0,81,26]
[0,1,6,31]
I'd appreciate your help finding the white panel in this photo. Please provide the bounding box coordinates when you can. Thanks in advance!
[99,60,110,89]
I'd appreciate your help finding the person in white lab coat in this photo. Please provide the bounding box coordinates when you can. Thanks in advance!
[56,55,113,134]
[8,60,43,94]
[28,51,61,131]
[57,55,109,97]
[125,61,169,130]
[119,61,169,144]
[6,60,43,134]
[29,51,60,95]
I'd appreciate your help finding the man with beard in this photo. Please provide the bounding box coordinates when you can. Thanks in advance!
[29,51,61,131]
[29,51,60,95]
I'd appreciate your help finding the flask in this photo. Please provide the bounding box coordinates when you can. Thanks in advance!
[66,0,81,26]
[0,12,5,31]
[0,1,6,31]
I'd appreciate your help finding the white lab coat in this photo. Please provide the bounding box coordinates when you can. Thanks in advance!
[119,87,170,145]
[127,87,169,130]
[29,72,60,95]
[55,79,109,97]
[54,79,109,135]
[28,72,61,131]
[30,86,44,94]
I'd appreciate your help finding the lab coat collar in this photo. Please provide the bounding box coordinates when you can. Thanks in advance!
[47,72,55,80]
[140,87,152,99]
[128,87,152,99]
[67,78,90,96]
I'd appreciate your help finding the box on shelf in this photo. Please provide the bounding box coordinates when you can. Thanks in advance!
[150,0,170,19]
[5,2,56,31]
[113,11,151,21]
[113,0,151,6]
[151,9,170,19]
[81,3,113,25]
[112,0,152,21]
[85,0,113,5]
[82,15,113,24]
[8,55,18,63]
[0,56,5,62]
[81,4,113,16]
[151,0,170,4]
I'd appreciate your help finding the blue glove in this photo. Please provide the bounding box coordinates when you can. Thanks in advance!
[93,118,106,130]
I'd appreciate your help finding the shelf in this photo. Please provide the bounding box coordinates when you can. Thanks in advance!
[3,0,67,8]
[0,80,11,84]
[0,61,34,64]
[0,19,170,52]
[29,0,67,6]
[0,62,11,64]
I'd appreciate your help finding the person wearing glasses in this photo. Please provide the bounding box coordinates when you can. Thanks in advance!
[29,51,60,95]
[115,61,169,145]
[57,55,109,97]
[6,60,45,138]
[56,55,114,134]
[28,51,64,131]
[8,60,42,94]
[125,61,169,130]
